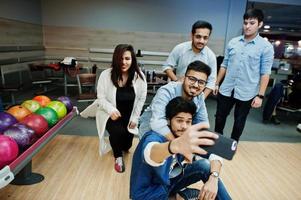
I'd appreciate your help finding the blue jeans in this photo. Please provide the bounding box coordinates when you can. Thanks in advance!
[168,159,231,200]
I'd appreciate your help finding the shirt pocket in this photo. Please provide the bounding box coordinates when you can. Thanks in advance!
[248,53,261,68]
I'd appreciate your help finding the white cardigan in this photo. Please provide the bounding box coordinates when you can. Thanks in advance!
[80,68,147,156]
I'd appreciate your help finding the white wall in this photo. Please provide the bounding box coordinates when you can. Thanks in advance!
[0,0,42,24]
[41,0,247,42]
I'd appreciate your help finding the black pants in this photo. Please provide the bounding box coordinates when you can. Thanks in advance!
[214,93,253,141]
[106,118,134,158]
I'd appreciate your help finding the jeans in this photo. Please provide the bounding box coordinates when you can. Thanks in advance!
[168,159,231,200]
[215,92,252,141]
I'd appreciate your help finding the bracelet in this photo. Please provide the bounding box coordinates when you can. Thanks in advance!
[167,141,174,155]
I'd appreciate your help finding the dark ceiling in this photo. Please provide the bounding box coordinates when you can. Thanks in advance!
[247,1,301,40]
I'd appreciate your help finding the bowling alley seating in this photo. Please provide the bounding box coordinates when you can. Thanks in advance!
[0,63,28,105]
[76,73,97,102]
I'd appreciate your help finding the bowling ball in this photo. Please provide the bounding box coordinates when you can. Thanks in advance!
[36,107,58,127]
[4,124,36,150]
[47,101,67,119]
[7,105,31,122]
[21,100,41,113]
[57,96,73,113]
[21,114,49,137]
[0,135,19,169]
[32,95,51,107]
[0,112,18,132]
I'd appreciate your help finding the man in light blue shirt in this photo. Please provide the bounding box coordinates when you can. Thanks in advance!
[213,8,274,141]
[163,20,217,99]
[140,60,210,140]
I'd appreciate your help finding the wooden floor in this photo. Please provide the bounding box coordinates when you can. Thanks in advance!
[0,135,301,200]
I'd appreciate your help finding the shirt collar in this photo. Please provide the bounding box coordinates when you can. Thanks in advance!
[239,34,259,44]
[189,41,205,55]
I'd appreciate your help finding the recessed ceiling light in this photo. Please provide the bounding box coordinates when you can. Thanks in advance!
[267,16,272,19]
[264,25,270,29]
[278,27,283,31]
[275,40,281,46]
[263,29,270,32]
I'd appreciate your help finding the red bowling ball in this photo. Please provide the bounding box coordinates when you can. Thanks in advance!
[0,135,19,169]
[21,114,49,137]
[33,95,51,107]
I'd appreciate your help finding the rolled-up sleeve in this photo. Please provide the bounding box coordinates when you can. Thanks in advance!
[260,44,274,75]
[149,87,174,136]
[206,54,217,90]
[162,46,179,72]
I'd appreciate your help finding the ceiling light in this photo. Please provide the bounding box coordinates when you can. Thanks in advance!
[264,25,270,29]
[263,29,270,32]
[275,40,281,46]
[298,40,301,47]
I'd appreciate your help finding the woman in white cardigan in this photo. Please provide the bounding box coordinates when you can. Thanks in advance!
[96,44,147,173]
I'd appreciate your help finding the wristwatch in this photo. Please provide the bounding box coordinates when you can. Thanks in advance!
[256,94,264,99]
[210,171,219,178]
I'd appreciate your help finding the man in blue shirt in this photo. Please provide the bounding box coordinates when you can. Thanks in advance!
[130,97,231,200]
[163,21,217,98]
[213,9,274,141]
[140,61,211,142]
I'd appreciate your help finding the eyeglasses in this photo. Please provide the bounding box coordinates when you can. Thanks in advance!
[185,76,207,87]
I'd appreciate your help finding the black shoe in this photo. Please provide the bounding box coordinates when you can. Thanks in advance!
[271,116,281,125]
[178,188,200,200]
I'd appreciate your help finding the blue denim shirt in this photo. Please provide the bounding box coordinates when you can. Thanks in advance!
[130,131,178,200]
[162,41,217,90]
[139,82,209,137]
[219,34,274,101]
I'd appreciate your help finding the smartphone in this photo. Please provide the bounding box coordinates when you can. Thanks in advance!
[200,132,237,160]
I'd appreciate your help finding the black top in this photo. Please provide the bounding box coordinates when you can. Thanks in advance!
[116,86,135,123]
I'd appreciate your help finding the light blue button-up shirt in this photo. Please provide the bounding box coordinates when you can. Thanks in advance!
[162,41,217,90]
[139,82,209,137]
[219,34,274,101]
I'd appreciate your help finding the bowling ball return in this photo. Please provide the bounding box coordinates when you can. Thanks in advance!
[0,107,78,188]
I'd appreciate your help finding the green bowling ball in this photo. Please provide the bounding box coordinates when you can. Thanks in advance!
[35,107,59,127]
[21,100,41,113]
[46,101,67,119]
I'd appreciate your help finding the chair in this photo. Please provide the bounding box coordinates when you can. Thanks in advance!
[0,64,28,105]
[28,63,52,95]
[76,73,97,102]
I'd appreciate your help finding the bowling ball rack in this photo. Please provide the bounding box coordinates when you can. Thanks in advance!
[0,107,78,189]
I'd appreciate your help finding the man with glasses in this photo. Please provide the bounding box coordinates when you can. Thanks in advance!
[140,60,211,141]
[163,20,217,98]
[130,97,231,200]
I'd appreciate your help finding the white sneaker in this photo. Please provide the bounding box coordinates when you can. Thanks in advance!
[297,124,301,133]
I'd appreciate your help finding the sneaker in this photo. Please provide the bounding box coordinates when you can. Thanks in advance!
[297,124,301,133]
[114,157,125,173]
[178,188,200,200]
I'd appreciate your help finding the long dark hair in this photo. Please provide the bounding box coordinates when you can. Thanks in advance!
[111,44,144,87]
